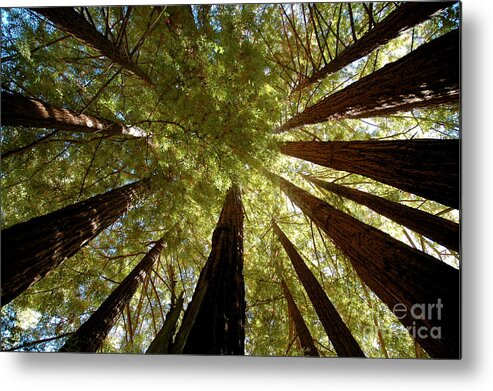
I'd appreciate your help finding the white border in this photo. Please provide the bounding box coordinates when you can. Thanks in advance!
[2,0,493,390]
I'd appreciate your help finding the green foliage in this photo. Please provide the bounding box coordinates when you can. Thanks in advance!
[1,4,458,357]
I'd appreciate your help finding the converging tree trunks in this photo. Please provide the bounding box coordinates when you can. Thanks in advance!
[277,29,459,132]
[277,176,459,358]
[273,221,365,357]
[294,2,454,92]
[304,175,459,252]
[1,3,460,358]
[280,139,459,209]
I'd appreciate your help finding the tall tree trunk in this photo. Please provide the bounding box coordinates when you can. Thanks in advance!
[277,29,459,133]
[146,294,184,354]
[59,238,166,352]
[280,278,320,357]
[273,221,365,357]
[30,7,154,86]
[179,185,245,355]
[169,278,208,354]
[276,175,460,358]
[1,90,146,139]
[1,179,150,305]
[305,175,459,251]
[280,139,459,209]
[294,2,455,92]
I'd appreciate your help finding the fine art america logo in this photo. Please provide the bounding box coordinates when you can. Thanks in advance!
[360,299,444,340]
[392,299,443,339]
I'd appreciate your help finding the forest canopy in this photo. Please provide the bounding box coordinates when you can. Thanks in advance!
[0,2,460,357]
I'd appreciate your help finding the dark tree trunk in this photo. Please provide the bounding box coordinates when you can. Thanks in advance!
[179,185,245,355]
[273,221,365,357]
[1,179,150,305]
[280,278,320,357]
[30,7,153,86]
[280,139,459,209]
[294,2,455,92]
[169,278,208,354]
[277,29,459,132]
[1,90,145,139]
[305,175,459,251]
[60,238,165,352]
[146,294,184,354]
[277,176,460,358]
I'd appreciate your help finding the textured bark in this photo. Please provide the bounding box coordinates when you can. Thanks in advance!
[60,238,165,352]
[273,222,365,357]
[278,176,460,358]
[305,175,459,251]
[180,185,245,355]
[294,2,455,92]
[281,139,459,209]
[277,29,459,132]
[1,179,150,305]
[146,295,184,354]
[1,90,146,137]
[30,7,153,86]
[280,278,319,357]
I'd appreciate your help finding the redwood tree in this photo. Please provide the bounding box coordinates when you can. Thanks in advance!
[146,294,184,354]
[280,139,459,209]
[280,278,319,357]
[59,238,165,352]
[294,2,455,92]
[276,175,459,358]
[277,28,459,132]
[30,7,154,86]
[1,179,150,305]
[305,175,459,252]
[179,185,245,355]
[1,90,146,139]
[273,221,365,357]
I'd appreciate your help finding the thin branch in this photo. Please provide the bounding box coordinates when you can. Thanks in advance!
[307,4,327,66]
[311,4,333,61]
[335,3,343,56]
[1,130,60,160]
[78,67,123,115]
[77,137,103,201]
[5,332,74,351]
[347,3,358,43]
[1,35,70,62]
[149,272,166,323]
